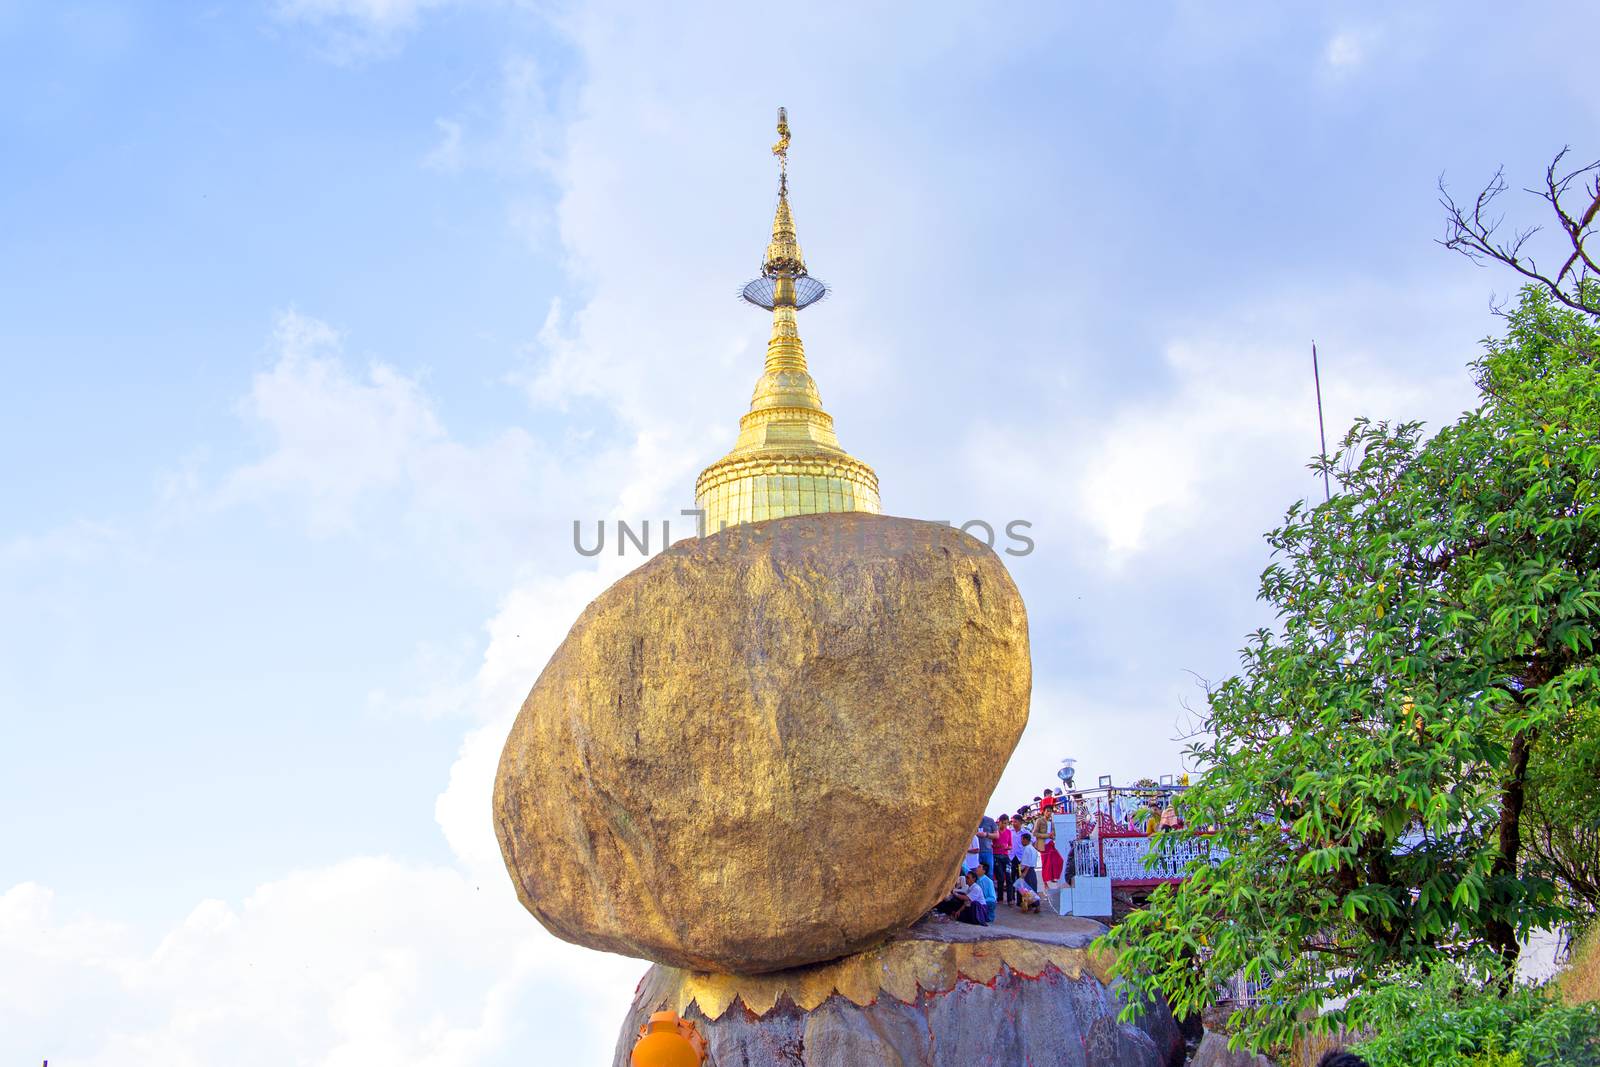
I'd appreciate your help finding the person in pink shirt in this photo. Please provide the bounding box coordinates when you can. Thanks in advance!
[993,814,1017,905]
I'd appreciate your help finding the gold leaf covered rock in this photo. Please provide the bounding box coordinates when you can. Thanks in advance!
[493,512,1031,974]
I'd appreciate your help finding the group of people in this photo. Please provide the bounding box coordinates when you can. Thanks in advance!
[1089,791,1185,834]
[933,795,1071,926]
[930,783,1197,926]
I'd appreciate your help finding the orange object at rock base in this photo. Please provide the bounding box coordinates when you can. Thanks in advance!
[631,1010,706,1067]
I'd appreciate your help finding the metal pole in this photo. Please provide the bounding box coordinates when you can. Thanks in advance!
[1312,341,1331,503]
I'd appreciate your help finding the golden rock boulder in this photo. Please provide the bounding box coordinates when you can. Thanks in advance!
[493,512,1031,974]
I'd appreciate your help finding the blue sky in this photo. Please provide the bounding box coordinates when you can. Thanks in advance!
[2,1,1595,1062]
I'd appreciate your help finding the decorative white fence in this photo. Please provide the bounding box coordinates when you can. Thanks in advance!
[1068,831,1226,888]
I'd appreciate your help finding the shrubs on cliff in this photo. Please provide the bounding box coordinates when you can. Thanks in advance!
[1351,956,1600,1066]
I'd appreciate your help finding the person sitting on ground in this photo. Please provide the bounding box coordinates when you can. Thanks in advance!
[975,862,997,923]
[960,870,989,926]
[937,870,988,925]
[933,873,970,920]
[1014,877,1041,913]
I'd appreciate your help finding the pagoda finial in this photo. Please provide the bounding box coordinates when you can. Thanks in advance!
[740,108,827,312]
[772,107,790,180]
[764,107,805,280]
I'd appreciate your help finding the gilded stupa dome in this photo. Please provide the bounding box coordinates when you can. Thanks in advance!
[694,109,880,534]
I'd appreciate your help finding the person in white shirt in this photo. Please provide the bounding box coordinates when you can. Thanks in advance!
[961,834,980,874]
[1016,832,1042,895]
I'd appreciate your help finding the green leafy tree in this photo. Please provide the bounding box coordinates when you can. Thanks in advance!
[1445,145,1600,923]
[1105,286,1600,1050]
[1522,700,1600,914]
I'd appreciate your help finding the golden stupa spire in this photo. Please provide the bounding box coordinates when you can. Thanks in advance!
[693,109,881,535]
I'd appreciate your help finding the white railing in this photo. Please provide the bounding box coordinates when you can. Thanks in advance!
[1065,832,1226,885]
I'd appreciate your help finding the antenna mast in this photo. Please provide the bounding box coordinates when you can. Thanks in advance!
[1312,341,1331,504]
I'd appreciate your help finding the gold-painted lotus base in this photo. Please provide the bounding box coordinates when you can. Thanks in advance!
[634,935,1117,1022]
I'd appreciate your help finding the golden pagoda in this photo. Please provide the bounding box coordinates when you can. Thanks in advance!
[694,109,881,534]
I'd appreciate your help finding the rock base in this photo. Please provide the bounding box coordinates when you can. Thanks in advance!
[1189,1029,1278,1067]
[612,918,1182,1066]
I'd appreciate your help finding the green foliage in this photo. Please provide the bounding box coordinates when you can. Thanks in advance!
[1104,288,1600,1050]
[1352,957,1600,1067]
[1467,1052,1525,1067]
[1523,700,1600,912]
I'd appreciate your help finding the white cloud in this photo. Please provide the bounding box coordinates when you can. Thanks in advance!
[1074,332,1368,559]
[1325,26,1381,72]
[273,0,463,62]
[225,311,445,532]
[0,883,131,1027]
[219,310,591,585]
[276,0,449,25]
[969,281,1482,566]
[985,675,1210,815]
[422,56,559,182]
[423,118,464,173]
[3,865,642,1066]
[0,519,124,569]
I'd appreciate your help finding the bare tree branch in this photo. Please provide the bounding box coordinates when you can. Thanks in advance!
[1439,146,1600,318]
[1536,147,1600,285]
